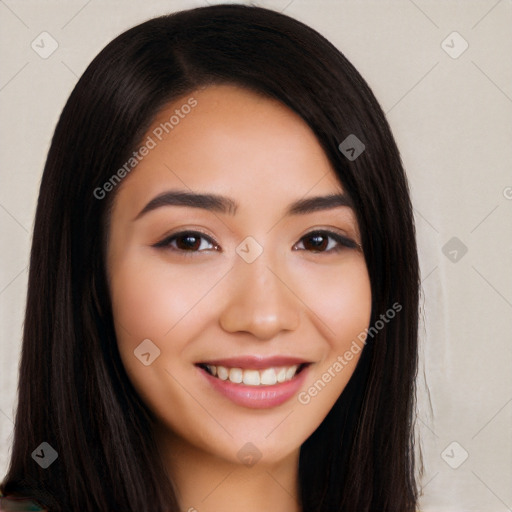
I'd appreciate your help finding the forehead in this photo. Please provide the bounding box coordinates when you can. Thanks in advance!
[112,84,345,216]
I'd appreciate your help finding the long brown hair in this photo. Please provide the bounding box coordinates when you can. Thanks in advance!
[1,4,420,511]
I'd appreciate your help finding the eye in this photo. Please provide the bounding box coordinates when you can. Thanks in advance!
[293,230,360,253]
[153,231,219,253]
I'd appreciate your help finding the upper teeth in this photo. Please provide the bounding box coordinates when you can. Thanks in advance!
[204,365,300,386]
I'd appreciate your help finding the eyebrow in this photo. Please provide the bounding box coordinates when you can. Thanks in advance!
[134,190,354,220]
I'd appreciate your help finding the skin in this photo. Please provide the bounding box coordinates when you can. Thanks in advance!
[107,84,372,512]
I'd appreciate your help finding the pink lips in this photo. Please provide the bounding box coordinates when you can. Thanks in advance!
[196,355,311,409]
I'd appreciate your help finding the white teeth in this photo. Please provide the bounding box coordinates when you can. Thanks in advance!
[204,364,303,386]
[286,365,298,380]
[206,364,217,377]
[260,368,277,385]
[229,367,243,384]
[243,370,260,386]
[217,366,229,380]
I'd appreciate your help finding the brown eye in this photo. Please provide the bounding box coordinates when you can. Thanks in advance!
[294,230,359,253]
[175,233,203,251]
[153,231,219,252]
[303,233,329,251]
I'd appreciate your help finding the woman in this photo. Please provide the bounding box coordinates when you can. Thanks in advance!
[0,4,420,511]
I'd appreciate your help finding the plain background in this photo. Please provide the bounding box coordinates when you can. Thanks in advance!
[0,1,511,510]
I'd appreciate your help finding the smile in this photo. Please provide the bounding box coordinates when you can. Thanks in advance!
[196,356,311,409]
[198,363,307,386]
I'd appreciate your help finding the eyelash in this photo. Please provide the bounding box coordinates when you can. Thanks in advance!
[152,229,360,255]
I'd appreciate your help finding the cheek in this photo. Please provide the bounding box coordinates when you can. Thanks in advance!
[109,252,223,344]
[297,255,372,347]
[294,256,371,413]
[108,250,232,400]
[108,253,227,421]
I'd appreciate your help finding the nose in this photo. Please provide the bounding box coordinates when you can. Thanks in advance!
[218,255,301,340]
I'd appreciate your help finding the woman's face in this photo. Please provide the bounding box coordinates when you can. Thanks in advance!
[107,84,371,467]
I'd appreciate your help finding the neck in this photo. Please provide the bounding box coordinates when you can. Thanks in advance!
[155,425,302,512]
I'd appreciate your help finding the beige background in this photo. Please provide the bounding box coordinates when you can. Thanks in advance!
[1,0,511,510]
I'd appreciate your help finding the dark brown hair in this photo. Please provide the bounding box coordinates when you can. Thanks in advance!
[1,4,420,511]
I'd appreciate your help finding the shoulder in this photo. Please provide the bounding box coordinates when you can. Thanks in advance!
[0,492,47,511]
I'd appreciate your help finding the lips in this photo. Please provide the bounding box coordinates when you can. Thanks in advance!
[195,356,311,408]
